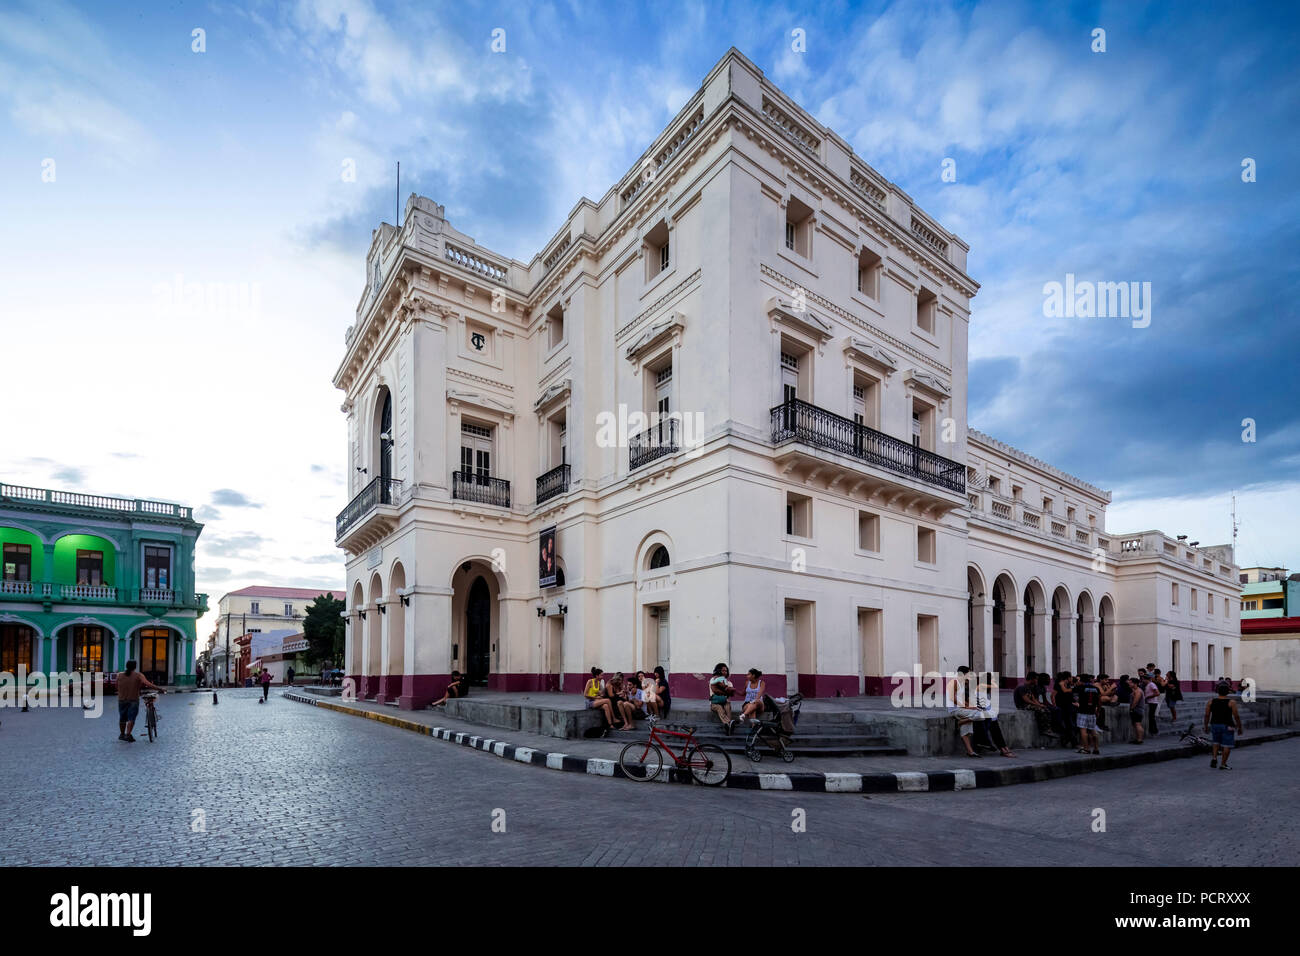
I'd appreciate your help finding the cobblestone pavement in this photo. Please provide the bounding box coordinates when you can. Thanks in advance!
[3,688,1297,866]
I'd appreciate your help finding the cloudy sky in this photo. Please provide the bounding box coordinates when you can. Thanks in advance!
[2,0,1296,642]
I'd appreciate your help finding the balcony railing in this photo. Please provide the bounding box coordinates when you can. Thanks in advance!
[770,399,965,494]
[536,463,570,504]
[630,418,681,470]
[336,477,402,538]
[452,471,511,508]
[1,482,193,519]
[0,581,206,609]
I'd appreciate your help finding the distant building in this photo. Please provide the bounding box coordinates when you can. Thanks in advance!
[210,585,343,685]
[1239,566,1297,619]
[1240,615,1300,693]
[1,481,206,685]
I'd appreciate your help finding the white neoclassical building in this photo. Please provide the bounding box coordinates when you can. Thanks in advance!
[332,48,1239,709]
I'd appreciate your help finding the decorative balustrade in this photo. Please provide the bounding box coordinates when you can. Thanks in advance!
[1076,529,1090,544]
[542,235,571,273]
[761,97,820,156]
[621,109,705,205]
[1051,521,1067,538]
[770,399,965,494]
[536,463,571,505]
[444,243,507,282]
[336,477,402,539]
[1,483,192,519]
[1021,510,1041,529]
[1121,538,1144,552]
[991,500,1013,520]
[849,168,887,210]
[968,493,980,510]
[630,417,682,471]
[1,580,35,596]
[452,471,511,508]
[910,216,949,257]
[61,584,116,601]
[139,588,175,603]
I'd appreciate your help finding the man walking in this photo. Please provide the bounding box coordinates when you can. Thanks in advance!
[117,660,162,742]
[259,666,272,702]
[1073,673,1102,755]
[1205,681,1244,769]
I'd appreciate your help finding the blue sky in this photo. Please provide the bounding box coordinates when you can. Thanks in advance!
[1,0,1297,641]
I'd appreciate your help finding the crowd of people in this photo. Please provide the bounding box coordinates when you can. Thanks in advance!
[582,666,672,733]
[1010,663,1186,752]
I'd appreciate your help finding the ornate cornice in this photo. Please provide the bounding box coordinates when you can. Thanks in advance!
[767,295,834,342]
[616,268,701,342]
[968,428,1112,502]
[624,312,686,363]
[843,336,898,374]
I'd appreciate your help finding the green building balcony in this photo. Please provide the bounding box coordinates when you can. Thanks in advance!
[0,579,208,612]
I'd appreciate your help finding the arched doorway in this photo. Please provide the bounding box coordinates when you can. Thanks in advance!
[384,562,406,702]
[466,576,491,685]
[1051,586,1071,673]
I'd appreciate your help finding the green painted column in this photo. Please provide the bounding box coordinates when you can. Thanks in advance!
[42,543,54,589]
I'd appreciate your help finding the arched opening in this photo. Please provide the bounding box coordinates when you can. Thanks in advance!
[1076,592,1095,675]
[377,389,394,500]
[992,580,1007,681]
[366,572,384,698]
[1,527,42,592]
[648,545,670,570]
[1098,595,1115,676]
[53,533,118,594]
[349,582,364,677]
[1023,586,1037,676]
[68,624,109,673]
[385,562,406,702]
[466,576,491,685]
[1051,586,1071,673]
[966,565,987,669]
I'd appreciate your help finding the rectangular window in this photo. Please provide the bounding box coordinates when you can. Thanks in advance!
[786,492,811,538]
[250,601,260,615]
[76,550,104,587]
[3,543,31,582]
[1208,593,1213,615]
[1171,583,1178,607]
[916,288,937,334]
[284,604,294,617]
[858,511,880,552]
[856,248,881,299]
[783,198,813,257]
[645,220,671,280]
[917,526,937,564]
[143,545,171,590]
[785,221,796,251]
[461,422,494,482]
[1191,642,1200,680]
[1191,589,1198,611]
[548,307,564,350]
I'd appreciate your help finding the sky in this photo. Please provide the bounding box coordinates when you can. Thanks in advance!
[1,0,1297,644]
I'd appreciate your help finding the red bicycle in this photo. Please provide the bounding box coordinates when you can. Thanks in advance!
[618,716,731,785]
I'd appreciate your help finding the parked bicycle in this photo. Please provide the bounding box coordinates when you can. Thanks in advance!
[618,716,731,785]
[1179,722,1212,753]
[141,692,160,743]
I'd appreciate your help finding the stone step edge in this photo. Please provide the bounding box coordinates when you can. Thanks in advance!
[281,692,1299,794]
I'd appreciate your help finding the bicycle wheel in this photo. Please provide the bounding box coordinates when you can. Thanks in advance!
[146,707,157,742]
[686,743,731,786]
[618,741,663,781]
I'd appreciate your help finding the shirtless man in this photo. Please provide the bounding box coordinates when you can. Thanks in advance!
[116,659,162,742]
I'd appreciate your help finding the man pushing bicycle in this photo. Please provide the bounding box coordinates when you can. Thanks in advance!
[116,659,163,743]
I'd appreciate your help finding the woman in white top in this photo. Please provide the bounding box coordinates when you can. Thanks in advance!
[738,669,765,724]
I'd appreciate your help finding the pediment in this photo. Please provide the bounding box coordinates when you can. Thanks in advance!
[767,296,833,341]
[624,311,685,362]
[844,336,898,374]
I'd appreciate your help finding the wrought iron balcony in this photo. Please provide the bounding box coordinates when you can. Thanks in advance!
[536,463,570,505]
[336,476,402,539]
[452,471,511,508]
[770,398,965,495]
[630,417,681,470]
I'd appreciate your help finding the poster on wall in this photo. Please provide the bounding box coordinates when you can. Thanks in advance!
[539,525,557,589]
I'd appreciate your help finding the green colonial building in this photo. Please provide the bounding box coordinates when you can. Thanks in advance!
[0,482,207,686]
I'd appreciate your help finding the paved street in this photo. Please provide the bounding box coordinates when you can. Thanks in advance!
[3,687,1297,866]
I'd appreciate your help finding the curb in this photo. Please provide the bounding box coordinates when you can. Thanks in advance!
[282,692,1300,793]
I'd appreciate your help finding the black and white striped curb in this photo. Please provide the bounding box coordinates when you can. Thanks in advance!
[284,691,1299,793]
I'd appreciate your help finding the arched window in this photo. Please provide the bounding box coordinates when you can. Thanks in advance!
[554,566,565,588]
[649,545,670,570]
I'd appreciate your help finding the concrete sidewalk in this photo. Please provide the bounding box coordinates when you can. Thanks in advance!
[283,690,1299,793]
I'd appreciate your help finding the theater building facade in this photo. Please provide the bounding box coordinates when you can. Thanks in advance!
[0,483,206,686]
[333,48,1240,709]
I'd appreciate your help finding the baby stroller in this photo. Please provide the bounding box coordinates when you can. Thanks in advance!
[743,693,803,762]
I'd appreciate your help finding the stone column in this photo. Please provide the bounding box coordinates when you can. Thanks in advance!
[1006,606,1026,680]
[969,597,993,674]
[1032,609,1051,677]
[401,589,452,709]
[1059,612,1078,674]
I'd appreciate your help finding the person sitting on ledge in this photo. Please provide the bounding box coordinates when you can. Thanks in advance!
[605,674,637,731]
[946,665,984,758]
[582,667,617,731]
[430,670,467,708]
[709,663,737,734]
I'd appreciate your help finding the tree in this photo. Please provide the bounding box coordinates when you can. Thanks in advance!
[302,593,346,668]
